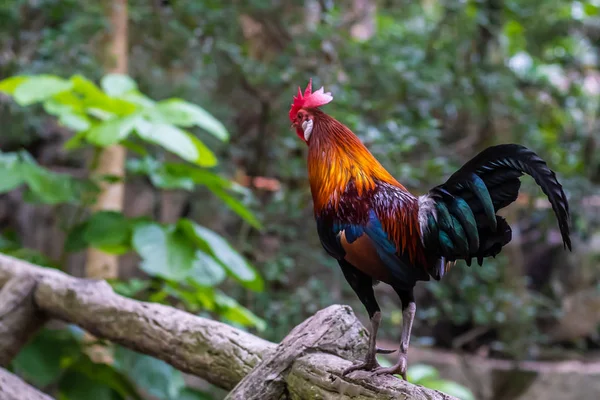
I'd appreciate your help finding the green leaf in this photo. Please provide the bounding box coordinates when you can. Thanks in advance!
[0,152,25,192]
[190,250,227,286]
[208,185,262,229]
[120,139,149,156]
[101,74,138,97]
[11,328,82,387]
[421,380,475,400]
[4,248,62,269]
[13,75,73,106]
[64,222,89,253]
[59,112,92,132]
[71,75,106,98]
[0,76,28,94]
[126,157,195,191]
[83,211,131,249]
[60,355,143,400]
[407,364,439,383]
[20,163,79,204]
[137,123,217,167]
[64,131,89,150]
[111,278,151,298]
[71,75,137,117]
[86,114,140,146]
[114,347,185,400]
[121,91,156,108]
[179,219,263,291]
[156,99,229,141]
[178,388,213,400]
[165,163,232,188]
[132,223,195,281]
[215,291,266,331]
[584,3,600,16]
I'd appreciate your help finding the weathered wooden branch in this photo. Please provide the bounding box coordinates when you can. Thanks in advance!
[0,253,456,400]
[0,368,53,400]
[0,276,47,367]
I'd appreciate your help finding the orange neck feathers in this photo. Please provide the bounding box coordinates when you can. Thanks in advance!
[306,110,407,212]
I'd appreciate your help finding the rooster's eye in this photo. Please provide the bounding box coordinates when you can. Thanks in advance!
[297,113,303,120]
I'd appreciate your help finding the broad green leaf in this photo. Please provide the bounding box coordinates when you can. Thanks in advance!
[115,347,185,400]
[97,244,130,254]
[0,152,25,192]
[407,364,439,383]
[59,112,92,132]
[164,162,233,188]
[156,99,229,141]
[137,123,218,167]
[111,278,151,298]
[0,75,28,94]
[101,74,138,97]
[20,163,79,204]
[132,223,195,281]
[64,131,89,150]
[44,98,75,116]
[86,114,140,146]
[51,90,86,111]
[215,291,266,331]
[179,219,263,291]
[120,139,149,156]
[163,282,216,312]
[72,75,137,117]
[61,355,143,400]
[190,250,227,286]
[83,211,131,249]
[208,185,262,229]
[126,157,195,190]
[178,388,213,400]
[13,75,73,106]
[64,222,88,253]
[71,74,106,98]
[585,3,600,16]
[121,91,156,108]
[59,371,119,400]
[4,248,62,269]
[12,328,82,387]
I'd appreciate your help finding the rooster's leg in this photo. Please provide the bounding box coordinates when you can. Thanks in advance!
[338,261,395,375]
[373,288,416,380]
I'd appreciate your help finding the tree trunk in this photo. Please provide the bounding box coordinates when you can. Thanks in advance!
[85,0,128,280]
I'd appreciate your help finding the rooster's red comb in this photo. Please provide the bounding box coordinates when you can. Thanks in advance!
[289,79,333,122]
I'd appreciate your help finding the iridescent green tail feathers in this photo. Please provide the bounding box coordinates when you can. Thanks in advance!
[418,144,571,278]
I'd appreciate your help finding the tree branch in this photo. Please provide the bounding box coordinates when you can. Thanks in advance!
[0,276,47,366]
[0,368,53,400]
[0,253,456,400]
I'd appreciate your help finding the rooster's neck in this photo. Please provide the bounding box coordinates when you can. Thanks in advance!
[306,112,405,212]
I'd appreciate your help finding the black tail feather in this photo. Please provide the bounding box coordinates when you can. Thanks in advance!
[421,144,571,273]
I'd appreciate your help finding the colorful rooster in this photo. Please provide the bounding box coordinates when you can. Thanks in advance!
[289,80,571,379]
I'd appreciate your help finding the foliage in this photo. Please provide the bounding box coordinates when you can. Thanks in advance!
[406,363,475,400]
[1,0,600,398]
[11,327,211,400]
[0,72,264,398]
[376,356,475,400]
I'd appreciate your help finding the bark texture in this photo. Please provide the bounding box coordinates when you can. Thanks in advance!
[0,368,53,400]
[0,276,47,367]
[0,254,457,400]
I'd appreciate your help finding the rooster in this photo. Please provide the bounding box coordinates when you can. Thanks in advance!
[289,79,571,379]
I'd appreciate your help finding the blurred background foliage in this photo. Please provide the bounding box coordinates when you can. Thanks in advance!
[1,0,600,399]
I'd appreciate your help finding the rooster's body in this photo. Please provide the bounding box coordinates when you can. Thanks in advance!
[289,80,571,379]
